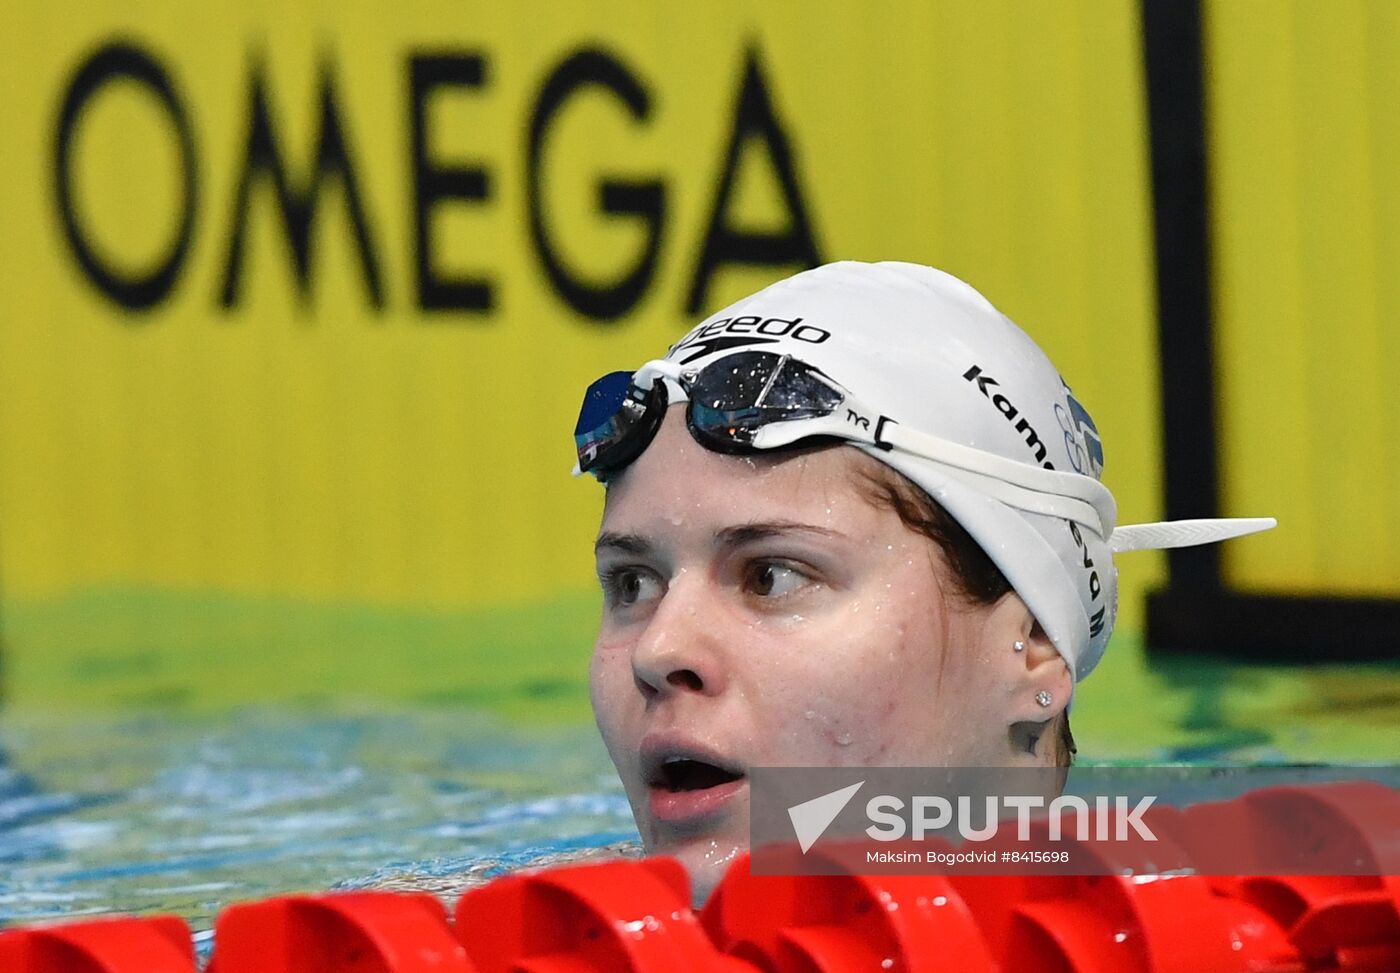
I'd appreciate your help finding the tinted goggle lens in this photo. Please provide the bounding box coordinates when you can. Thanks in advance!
[576,351,846,476]
[574,371,632,439]
[574,371,667,476]
[688,351,844,450]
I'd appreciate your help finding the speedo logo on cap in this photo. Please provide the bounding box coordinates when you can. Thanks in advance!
[963,365,1055,470]
[670,314,830,364]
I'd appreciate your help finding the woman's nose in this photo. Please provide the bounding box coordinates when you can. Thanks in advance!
[629,581,727,701]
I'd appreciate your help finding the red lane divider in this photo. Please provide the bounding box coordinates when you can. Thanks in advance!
[988,874,1300,973]
[1183,783,1400,969]
[957,804,1305,971]
[0,915,196,973]
[702,849,997,972]
[4,781,1397,972]
[206,892,472,972]
[454,857,751,972]
[1211,874,1400,971]
[1178,782,1400,877]
[1288,886,1400,970]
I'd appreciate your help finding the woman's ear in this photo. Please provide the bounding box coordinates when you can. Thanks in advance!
[980,591,1073,724]
[1015,621,1072,723]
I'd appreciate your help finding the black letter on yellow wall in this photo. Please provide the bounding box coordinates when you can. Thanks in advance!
[410,53,493,313]
[685,46,821,315]
[54,41,198,312]
[528,49,665,321]
[219,56,384,309]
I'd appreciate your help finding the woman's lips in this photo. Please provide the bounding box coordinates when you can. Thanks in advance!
[638,735,748,829]
[647,775,747,825]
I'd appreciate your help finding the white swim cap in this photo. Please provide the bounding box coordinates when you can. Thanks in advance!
[662,261,1273,683]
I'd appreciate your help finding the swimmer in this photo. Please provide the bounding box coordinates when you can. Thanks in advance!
[577,261,1274,902]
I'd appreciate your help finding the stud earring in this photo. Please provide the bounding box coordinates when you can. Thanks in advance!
[1013,640,1026,653]
[1036,690,1053,708]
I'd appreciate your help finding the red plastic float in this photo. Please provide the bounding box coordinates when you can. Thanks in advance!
[702,851,997,971]
[454,857,750,972]
[949,800,1303,971]
[206,891,471,972]
[1178,782,1400,877]
[0,915,196,973]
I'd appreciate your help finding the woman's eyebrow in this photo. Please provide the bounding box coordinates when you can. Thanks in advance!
[594,531,653,556]
[716,521,845,547]
[595,522,844,556]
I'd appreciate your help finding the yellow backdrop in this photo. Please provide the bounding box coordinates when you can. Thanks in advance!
[1206,0,1400,595]
[12,0,1388,727]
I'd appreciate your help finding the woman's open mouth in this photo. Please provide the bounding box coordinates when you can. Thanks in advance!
[642,748,747,826]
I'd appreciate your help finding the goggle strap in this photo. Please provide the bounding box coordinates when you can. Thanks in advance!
[898,459,1112,536]
[874,421,1119,535]
[753,417,1113,535]
[631,359,685,389]
[1109,518,1278,553]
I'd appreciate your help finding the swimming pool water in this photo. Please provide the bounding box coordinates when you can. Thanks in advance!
[0,707,635,940]
[2,630,1397,947]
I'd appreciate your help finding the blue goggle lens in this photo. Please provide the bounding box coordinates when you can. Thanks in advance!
[574,371,633,438]
[575,351,848,478]
[575,371,668,477]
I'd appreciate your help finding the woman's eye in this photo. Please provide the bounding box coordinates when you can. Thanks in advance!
[601,567,662,607]
[747,561,809,598]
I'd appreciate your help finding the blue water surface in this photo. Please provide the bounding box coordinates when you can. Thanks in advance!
[4,698,1395,966]
[0,707,635,941]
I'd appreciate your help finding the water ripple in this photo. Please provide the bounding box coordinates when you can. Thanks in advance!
[0,708,625,930]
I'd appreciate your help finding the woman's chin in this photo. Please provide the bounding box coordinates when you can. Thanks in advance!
[660,836,747,907]
[641,814,749,907]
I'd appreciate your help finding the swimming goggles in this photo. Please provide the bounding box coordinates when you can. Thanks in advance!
[573,350,1121,539]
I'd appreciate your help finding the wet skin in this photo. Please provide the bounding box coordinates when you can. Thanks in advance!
[588,406,1069,901]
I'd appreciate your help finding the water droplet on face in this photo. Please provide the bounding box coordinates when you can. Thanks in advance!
[700,841,742,867]
[835,732,853,746]
[804,710,817,720]
[669,514,684,526]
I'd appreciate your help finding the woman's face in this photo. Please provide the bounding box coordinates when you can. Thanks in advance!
[589,406,1023,898]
